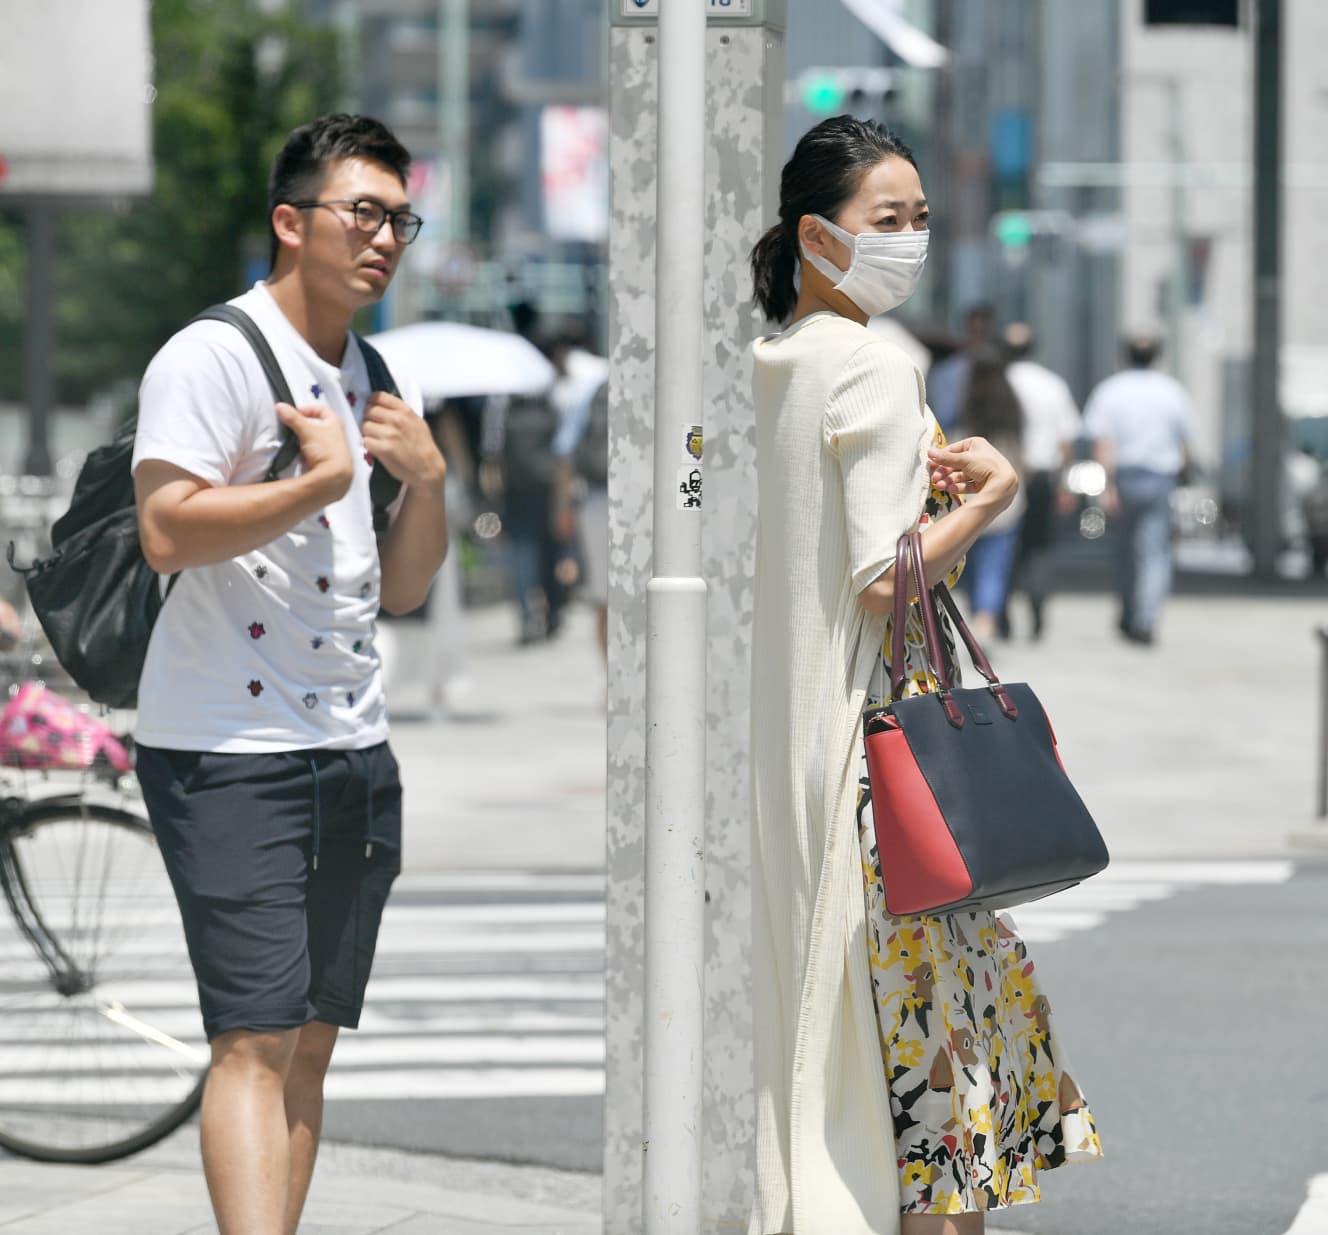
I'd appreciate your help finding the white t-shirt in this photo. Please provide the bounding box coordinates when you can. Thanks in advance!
[131,283,423,753]
[1006,359,1081,472]
[1083,367,1193,476]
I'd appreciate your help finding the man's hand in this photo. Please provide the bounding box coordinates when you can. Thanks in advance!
[926,436,1019,511]
[361,393,447,489]
[275,402,354,503]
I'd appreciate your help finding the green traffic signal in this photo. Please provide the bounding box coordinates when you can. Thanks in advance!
[802,74,844,115]
[994,211,1033,248]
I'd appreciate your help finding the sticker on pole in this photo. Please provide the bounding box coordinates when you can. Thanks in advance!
[677,427,703,507]
[677,466,703,510]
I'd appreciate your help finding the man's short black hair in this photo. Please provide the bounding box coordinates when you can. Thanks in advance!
[1124,333,1162,368]
[267,113,412,268]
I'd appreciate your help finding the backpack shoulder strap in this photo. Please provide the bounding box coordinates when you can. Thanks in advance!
[354,333,401,397]
[190,304,300,481]
[353,333,404,533]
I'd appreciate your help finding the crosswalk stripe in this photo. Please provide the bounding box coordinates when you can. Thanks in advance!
[0,1069,606,1105]
[0,928,603,963]
[1007,859,1294,944]
[1285,1174,1328,1234]
[0,1034,605,1073]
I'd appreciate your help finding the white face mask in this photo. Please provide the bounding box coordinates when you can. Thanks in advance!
[801,213,929,317]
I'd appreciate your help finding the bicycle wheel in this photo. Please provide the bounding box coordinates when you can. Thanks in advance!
[0,798,208,1163]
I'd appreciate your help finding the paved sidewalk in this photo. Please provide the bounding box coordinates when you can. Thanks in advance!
[0,1127,600,1233]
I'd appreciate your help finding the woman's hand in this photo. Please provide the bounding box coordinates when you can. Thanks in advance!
[926,436,1018,512]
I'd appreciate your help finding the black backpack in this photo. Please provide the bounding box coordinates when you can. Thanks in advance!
[6,304,402,709]
[572,380,609,488]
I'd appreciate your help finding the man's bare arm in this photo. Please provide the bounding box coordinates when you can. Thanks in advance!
[135,402,354,574]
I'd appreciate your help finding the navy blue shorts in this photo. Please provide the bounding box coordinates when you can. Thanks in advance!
[136,742,402,1041]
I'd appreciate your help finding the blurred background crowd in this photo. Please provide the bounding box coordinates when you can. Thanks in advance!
[2,0,1326,686]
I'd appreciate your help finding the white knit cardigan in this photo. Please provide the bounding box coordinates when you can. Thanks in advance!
[749,312,933,1235]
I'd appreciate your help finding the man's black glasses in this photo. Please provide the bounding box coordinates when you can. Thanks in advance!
[291,198,424,244]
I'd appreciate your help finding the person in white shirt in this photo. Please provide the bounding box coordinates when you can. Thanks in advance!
[132,114,448,1235]
[1002,322,1081,638]
[1083,334,1194,645]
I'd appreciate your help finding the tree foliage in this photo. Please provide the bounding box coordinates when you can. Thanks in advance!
[0,0,343,406]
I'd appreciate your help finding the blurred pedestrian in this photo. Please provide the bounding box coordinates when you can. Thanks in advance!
[554,377,609,660]
[0,597,19,652]
[130,114,448,1235]
[1301,454,1328,578]
[957,344,1027,641]
[925,301,993,434]
[1084,333,1194,645]
[1002,322,1081,638]
[500,385,566,644]
[747,114,1101,1235]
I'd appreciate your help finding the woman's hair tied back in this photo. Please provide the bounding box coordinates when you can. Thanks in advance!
[749,115,918,324]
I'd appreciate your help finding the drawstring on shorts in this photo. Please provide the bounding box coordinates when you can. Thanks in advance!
[308,757,322,871]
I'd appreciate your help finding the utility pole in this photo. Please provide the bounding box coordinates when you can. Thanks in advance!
[1163,76,1186,385]
[1249,0,1283,578]
[605,2,787,1229]
[22,208,55,477]
[437,0,469,247]
[642,0,706,1228]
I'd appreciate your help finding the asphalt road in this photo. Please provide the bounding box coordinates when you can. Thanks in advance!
[990,861,1328,1235]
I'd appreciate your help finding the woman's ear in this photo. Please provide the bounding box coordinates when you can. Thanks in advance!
[797,214,827,258]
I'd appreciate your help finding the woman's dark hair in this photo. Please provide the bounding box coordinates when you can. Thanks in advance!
[267,113,412,267]
[960,344,1024,443]
[749,116,918,324]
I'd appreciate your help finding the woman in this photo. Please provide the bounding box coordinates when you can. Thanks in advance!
[956,344,1027,640]
[747,116,1101,1235]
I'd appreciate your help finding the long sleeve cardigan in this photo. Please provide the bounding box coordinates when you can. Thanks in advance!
[749,312,933,1235]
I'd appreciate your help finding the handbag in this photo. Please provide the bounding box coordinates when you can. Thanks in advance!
[862,530,1108,916]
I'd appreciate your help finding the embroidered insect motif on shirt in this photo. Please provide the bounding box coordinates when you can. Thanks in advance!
[353,639,364,654]
[347,390,358,407]
[248,622,265,640]
[311,636,324,650]
[303,692,318,709]
[254,564,268,580]
[346,691,356,706]
[247,679,263,697]
[310,383,323,399]
[316,576,330,593]
[317,514,330,529]
[359,582,372,598]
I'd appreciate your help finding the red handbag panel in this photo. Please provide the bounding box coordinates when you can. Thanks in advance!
[863,723,973,916]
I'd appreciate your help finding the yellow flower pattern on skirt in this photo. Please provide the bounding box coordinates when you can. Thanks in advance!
[859,422,1103,1216]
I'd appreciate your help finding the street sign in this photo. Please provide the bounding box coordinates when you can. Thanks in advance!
[612,0,780,25]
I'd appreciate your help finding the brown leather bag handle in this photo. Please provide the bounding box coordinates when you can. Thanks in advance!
[891,531,1018,724]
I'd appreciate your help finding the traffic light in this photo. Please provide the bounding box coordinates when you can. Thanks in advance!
[793,68,895,117]
[801,73,844,115]
[1144,0,1239,25]
[992,212,1033,249]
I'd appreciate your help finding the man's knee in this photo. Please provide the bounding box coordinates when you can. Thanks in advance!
[210,1027,301,1083]
[290,1020,340,1081]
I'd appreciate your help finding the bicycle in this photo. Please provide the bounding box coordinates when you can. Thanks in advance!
[0,671,208,1164]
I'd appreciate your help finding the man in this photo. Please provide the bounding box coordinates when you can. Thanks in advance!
[1002,322,1081,638]
[131,114,447,1235]
[1083,333,1193,645]
[553,372,609,661]
[926,301,993,434]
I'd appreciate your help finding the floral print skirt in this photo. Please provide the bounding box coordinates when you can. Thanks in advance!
[857,766,1104,1216]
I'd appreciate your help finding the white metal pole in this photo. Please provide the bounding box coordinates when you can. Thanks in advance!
[643,0,707,1229]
